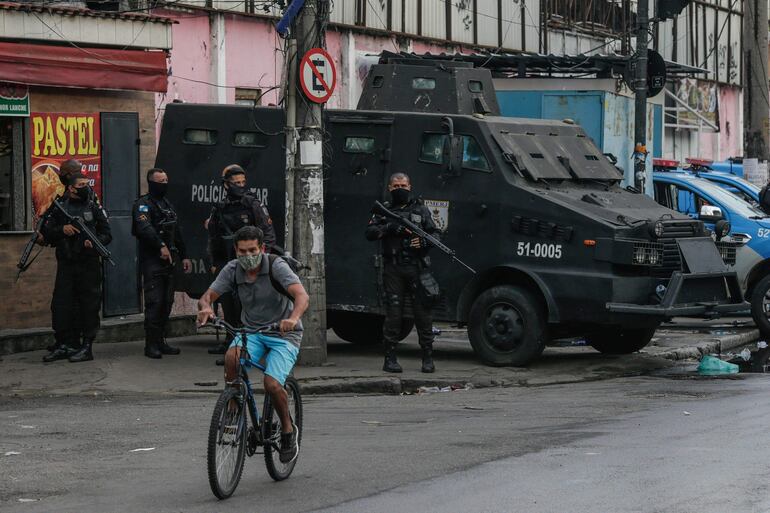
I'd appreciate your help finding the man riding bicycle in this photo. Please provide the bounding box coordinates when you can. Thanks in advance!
[197,225,309,463]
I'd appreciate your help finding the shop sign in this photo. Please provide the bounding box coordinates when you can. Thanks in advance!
[29,112,101,218]
[0,84,29,117]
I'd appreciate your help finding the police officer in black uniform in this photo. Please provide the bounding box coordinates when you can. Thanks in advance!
[206,164,277,354]
[366,172,438,374]
[40,173,112,363]
[133,168,192,359]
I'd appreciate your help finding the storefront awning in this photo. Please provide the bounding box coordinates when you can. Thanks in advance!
[0,42,168,93]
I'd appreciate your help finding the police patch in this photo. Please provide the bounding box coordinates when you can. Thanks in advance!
[138,214,148,222]
[138,205,150,213]
[410,213,422,224]
[423,199,450,232]
[83,211,94,222]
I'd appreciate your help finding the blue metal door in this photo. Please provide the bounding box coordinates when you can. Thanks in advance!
[542,93,604,148]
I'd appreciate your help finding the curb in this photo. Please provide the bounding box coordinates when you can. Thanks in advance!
[655,329,760,361]
[0,316,197,355]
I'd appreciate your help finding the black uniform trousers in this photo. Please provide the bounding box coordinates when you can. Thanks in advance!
[213,261,241,344]
[51,256,102,347]
[141,257,175,340]
[382,262,434,349]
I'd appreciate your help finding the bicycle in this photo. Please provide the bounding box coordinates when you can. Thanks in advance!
[203,317,303,500]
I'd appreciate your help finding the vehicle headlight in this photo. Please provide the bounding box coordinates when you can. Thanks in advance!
[649,220,665,238]
[632,241,663,266]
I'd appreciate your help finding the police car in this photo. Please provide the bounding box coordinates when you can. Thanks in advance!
[653,167,770,336]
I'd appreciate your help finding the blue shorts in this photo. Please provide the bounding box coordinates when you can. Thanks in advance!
[229,333,299,385]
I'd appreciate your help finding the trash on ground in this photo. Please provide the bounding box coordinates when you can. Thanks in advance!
[727,345,770,373]
[4,451,21,456]
[17,498,39,503]
[740,348,752,361]
[129,447,156,453]
[463,406,484,410]
[361,421,382,426]
[758,341,768,349]
[697,355,739,376]
[683,411,691,416]
[194,381,218,387]
[432,326,442,336]
[417,383,472,394]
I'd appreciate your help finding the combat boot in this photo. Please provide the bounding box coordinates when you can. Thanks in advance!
[43,345,75,362]
[69,339,94,363]
[144,330,162,359]
[382,345,402,373]
[159,336,181,355]
[421,346,435,373]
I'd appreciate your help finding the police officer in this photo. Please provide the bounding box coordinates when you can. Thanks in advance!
[133,168,192,359]
[206,164,277,354]
[40,173,112,363]
[759,182,770,214]
[365,172,438,373]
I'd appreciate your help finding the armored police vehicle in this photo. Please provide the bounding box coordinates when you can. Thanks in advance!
[157,55,746,366]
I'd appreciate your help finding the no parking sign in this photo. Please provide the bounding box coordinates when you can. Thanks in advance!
[299,48,337,104]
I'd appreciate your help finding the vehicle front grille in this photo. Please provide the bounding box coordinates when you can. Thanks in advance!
[649,220,701,278]
[715,241,738,265]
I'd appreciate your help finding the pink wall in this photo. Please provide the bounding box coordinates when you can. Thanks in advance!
[155,13,480,141]
[696,85,742,160]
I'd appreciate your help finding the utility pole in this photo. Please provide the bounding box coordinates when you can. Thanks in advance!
[285,0,327,365]
[632,0,650,192]
[743,0,770,161]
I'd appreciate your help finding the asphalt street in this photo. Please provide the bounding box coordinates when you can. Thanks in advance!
[3,365,770,513]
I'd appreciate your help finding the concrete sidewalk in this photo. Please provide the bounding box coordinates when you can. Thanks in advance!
[0,319,759,397]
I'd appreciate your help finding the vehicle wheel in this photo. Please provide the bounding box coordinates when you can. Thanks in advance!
[207,387,247,500]
[467,285,547,366]
[750,273,770,338]
[263,377,303,481]
[585,326,657,354]
[330,312,413,345]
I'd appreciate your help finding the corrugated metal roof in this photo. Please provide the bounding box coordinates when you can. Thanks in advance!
[0,1,175,23]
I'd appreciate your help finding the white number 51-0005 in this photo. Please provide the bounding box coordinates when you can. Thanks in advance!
[517,242,563,259]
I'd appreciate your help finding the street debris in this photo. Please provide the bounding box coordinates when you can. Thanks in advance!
[727,342,770,373]
[5,451,21,456]
[20,425,35,429]
[417,383,473,394]
[129,447,156,453]
[17,498,39,503]
[194,382,218,387]
[463,406,484,411]
[361,421,383,426]
[683,411,691,416]
[697,355,739,376]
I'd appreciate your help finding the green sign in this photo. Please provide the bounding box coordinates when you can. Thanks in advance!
[0,84,29,117]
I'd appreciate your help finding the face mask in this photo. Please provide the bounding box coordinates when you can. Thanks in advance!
[237,252,263,271]
[148,181,168,198]
[73,186,90,201]
[227,183,246,199]
[390,188,411,205]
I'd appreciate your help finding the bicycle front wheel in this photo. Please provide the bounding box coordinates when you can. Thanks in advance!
[263,376,303,481]
[207,387,248,499]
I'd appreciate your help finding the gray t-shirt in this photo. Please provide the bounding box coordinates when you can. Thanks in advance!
[210,257,303,347]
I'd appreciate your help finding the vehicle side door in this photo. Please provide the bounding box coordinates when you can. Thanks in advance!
[324,117,393,311]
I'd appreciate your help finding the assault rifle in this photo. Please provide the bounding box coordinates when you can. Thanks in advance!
[372,201,475,274]
[51,199,116,266]
[16,199,58,281]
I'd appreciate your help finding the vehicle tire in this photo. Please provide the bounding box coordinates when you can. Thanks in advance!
[585,326,657,355]
[467,285,547,366]
[750,274,770,337]
[330,312,413,345]
[263,376,303,481]
[207,387,247,500]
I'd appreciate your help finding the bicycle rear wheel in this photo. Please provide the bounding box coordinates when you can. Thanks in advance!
[263,376,303,481]
[207,387,248,499]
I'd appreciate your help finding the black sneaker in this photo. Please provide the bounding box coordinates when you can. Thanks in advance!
[279,423,299,463]
[43,346,75,363]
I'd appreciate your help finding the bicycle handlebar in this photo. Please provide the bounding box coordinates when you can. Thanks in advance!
[204,317,280,336]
